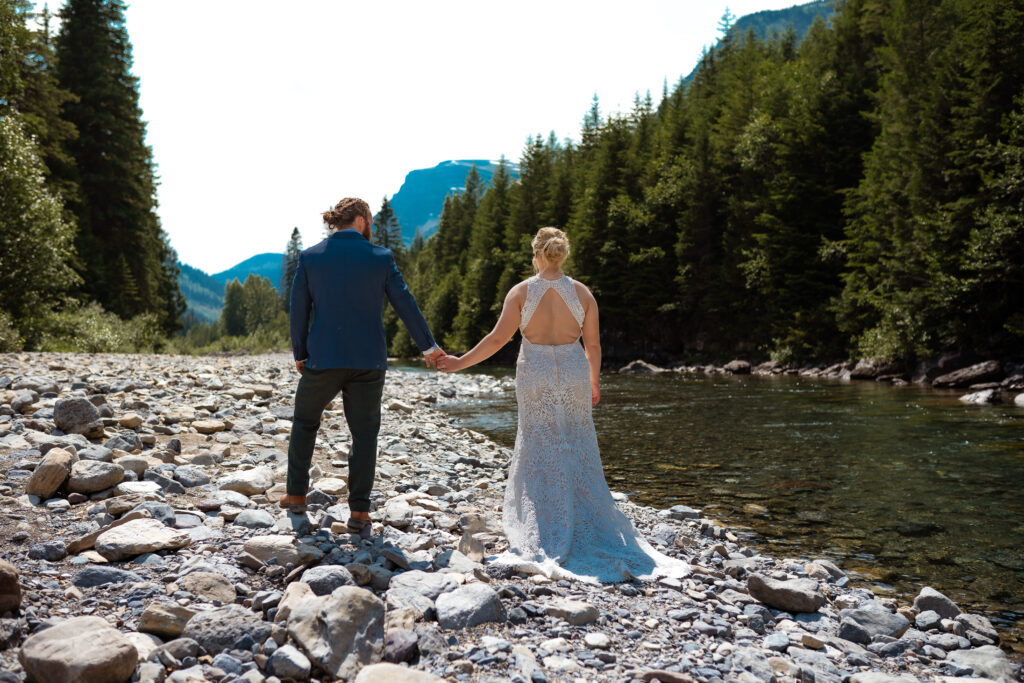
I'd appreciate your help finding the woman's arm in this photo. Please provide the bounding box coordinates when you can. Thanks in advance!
[440,286,522,372]
[579,284,601,406]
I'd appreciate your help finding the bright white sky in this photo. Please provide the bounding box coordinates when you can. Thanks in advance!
[41,1,803,273]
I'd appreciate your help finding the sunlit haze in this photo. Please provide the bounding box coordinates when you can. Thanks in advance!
[38,1,804,273]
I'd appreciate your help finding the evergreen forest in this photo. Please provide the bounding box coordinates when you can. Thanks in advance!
[389,0,1024,365]
[0,0,184,352]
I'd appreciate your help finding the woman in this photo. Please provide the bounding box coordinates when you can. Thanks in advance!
[438,228,689,582]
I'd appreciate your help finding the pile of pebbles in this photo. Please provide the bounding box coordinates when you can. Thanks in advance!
[0,352,1018,683]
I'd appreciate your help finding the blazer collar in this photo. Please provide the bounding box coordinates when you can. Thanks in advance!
[329,230,367,241]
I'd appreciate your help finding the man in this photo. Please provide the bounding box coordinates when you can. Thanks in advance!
[282,197,443,537]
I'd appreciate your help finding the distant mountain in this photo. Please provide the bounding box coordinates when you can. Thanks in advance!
[682,0,835,84]
[388,159,519,243]
[212,252,284,290]
[177,253,283,323]
[178,263,224,322]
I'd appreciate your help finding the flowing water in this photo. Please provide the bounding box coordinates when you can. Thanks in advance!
[400,364,1024,653]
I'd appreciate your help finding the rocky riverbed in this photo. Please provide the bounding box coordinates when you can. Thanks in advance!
[0,352,1019,683]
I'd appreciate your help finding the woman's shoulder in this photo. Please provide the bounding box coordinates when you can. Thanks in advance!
[569,278,594,300]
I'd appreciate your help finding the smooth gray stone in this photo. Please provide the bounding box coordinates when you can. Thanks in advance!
[435,583,506,630]
[72,566,143,588]
[838,608,910,644]
[912,586,960,619]
[299,565,354,596]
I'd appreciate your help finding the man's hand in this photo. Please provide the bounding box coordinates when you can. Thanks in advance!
[295,359,306,374]
[591,380,600,406]
[423,347,445,370]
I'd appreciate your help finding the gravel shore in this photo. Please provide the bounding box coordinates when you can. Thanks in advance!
[0,352,1018,683]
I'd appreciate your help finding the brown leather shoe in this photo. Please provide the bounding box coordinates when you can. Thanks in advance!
[279,494,306,511]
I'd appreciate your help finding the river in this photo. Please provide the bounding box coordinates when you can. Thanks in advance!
[396,363,1024,654]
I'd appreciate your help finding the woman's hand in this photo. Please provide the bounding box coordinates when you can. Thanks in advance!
[591,380,600,406]
[438,355,464,373]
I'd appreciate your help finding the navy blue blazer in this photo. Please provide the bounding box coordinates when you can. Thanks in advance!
[289,230,436,370]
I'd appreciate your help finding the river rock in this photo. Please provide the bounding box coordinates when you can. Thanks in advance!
[179,571,236,603]
[838,607,911,644]
[956,612,1000,644]
[545,599,600,625]
[138,603,197,638]
[747,573,826,613]
[95,517,190,560]
[300,565,355,595]
[354,663,444,683]
[243,534,301,566]
[386,570,459,619]
[946,645,1016,681]
[182,603,273,654]
[26,447,74,497]
[275,581,315,622]
[436,583,506,630]
[0,559,21,612]
[28,540,66,561]
[618,359,665,374]
[71,565,143,588]
[384,629,419,663]
[267,643,312,680]
[172,465,211,488]
[233,509,276,528]
[68,460,125,493]
[78,445,114,462]
[287,586,385,679]
[193,419,226,434]
[724,359,751,374]
[18,615,138,683]
[913,586,960,619]
[218,466,274,495]
[933,360,1003,388]
[53,397,101,434]
[960,388,1000,404]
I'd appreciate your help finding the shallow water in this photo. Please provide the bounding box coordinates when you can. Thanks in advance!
[402,363,1024,652]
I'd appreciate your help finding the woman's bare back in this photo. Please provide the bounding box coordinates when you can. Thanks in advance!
[518,276,588,345]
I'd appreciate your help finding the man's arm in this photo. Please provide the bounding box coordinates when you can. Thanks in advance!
[289,256,311,370]
[384,253,438,356]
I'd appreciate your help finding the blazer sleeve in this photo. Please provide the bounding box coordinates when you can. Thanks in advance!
[289,255,312,361]
[384,252,436,352]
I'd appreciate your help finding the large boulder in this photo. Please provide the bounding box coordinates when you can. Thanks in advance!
[243,534,301,566]
[299,565,355,596]
[287,586,385,680]
[0,559,21,612]
[354,663,444,682]
[18,615,137,683]
[53,397,101,435]
[933,360,1003,388]
[435,583,506,630]
[178,572,236,603]
[94,517,190,561]
[138,603,197,638]
[747,574,826,613]
[723,360,751,375]
[26,447,74,497]
[218,467,274,495]
[182,604,273,654]
[68,460,125,493]
[838,607,910,644]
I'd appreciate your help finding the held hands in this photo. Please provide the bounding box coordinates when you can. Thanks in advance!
[436,354,464,373]
[423,347,446,370]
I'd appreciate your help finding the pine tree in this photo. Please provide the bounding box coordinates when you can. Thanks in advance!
[55,0,183,333]
[280,227,302,313]
[221,279,245,336]
[373,196,404,257]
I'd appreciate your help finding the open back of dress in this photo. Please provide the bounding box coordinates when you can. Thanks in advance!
[498,275,690,583]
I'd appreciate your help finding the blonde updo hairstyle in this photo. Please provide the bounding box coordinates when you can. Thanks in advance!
[531,227,570,270]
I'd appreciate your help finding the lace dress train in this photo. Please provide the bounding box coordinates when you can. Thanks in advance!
[494,276,689,583]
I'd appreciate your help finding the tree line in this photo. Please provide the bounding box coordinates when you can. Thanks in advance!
[390,0,1024,364]
[0,0,184,352]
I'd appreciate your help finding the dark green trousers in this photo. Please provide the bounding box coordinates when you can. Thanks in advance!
[286,367,385,512]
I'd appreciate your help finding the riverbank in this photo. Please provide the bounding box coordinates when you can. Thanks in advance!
[619,357,1024,406]
[0,352,1019,682]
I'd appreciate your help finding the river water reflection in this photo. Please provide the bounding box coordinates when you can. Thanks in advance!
[413,365,1024,652]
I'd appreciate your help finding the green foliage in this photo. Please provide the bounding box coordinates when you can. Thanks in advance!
[0,112,80,347]
[373,196,404,255]
[0,310,22,352]
[34,301,163,353]
[392,0,1023,364]
[220,279,246,336]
